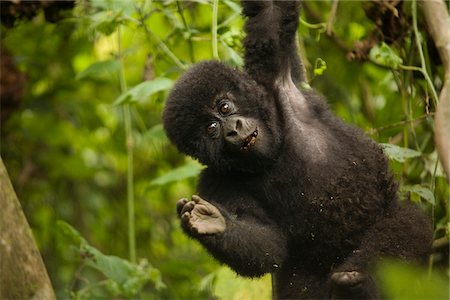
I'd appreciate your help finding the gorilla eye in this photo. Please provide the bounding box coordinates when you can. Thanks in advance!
[219,102,231,115]
[207,122,218,134]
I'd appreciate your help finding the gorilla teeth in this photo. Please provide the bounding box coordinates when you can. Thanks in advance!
[241,129,258,151]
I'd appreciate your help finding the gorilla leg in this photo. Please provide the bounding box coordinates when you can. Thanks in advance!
[273,266,329,299]
[330,201,432,299]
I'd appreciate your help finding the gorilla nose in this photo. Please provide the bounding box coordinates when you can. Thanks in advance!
[224,117,248,145]
[226,130,238,137]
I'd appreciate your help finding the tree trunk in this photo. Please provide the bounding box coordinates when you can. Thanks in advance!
[421,0,450,183]
[0,158,55,299]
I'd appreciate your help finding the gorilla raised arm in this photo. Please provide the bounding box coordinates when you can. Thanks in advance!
[163,1,432,298]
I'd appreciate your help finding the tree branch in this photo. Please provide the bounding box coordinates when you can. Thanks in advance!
[421,0,450,183]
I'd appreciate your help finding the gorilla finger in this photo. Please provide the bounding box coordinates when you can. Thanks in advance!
[181,211,191,222]
[181,201,195,215]
[176,198,189,216]
[190,223,199,234]
[192,195,206,204]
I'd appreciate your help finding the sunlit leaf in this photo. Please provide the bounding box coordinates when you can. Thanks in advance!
[113,78,173,106]
[190,0,210,4]
[76,59,121,80]
[380,143,421,162]
[91,0,135,14]
[378,259,448,299]
[401,184,435,205]
[150,162,204,186]
[89,11,123,35]
[369,43,403,69]
[223,0,241,13]
[222,43,244,67]
[213,267,272,299]
[423,151,446,178]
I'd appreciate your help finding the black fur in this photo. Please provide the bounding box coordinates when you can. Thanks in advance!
[163,1,432,298]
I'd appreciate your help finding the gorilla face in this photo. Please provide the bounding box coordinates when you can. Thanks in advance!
[200,91,277,171]
[163,61,281,172]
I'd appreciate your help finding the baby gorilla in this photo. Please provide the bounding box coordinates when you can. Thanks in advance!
[163,1,432,299]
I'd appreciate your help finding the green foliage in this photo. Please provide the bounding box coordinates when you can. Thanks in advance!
[1,0,448,299]
[76,59,121,80]
[400,184,435,205]
[369,43,403,69]
[380,143,422,163]
[377,260,449,299]
[213,267,272,299]
[150,161,204,187]
[59,221,164,298]
[113,78,174,105]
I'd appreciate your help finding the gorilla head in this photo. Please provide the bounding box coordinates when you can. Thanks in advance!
[163,61,282,172]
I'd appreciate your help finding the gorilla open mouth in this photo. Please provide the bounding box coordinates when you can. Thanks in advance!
[241,129,258,152]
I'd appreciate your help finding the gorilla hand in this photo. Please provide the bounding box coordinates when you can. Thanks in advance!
[177,195,226,235]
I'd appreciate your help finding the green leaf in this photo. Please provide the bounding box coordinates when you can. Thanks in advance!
[82,245,165,296]
[313,58,327,76]
[401,184,435,205]
[59,221,165,296]
[144,124,167,143]
[76,59,121,80]
[223,44,244,67]
[213,267,272,299]
[380,143,421,162]
[57,220,86,245]
[378,259,449,299]
[423,151,446,178]
[113,78,173,106]
[369,42,403,69]
[91,0,134,13]
[83,243,132,283]
[223,0,241,13]
[150,162,204,186]
[89,11,123,35]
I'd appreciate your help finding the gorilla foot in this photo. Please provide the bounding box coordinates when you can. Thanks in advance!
[330,271,379,299]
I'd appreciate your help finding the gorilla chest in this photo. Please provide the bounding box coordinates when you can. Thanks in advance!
[253,170,363,248]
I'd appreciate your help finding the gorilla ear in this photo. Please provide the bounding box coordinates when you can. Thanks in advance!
[163,105,199,156]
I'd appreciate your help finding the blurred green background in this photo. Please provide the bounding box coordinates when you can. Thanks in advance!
[1,0,448,298]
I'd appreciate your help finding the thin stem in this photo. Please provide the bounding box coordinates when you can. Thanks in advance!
[124,106,136,264]
[212,0,219,59]
[368,113,434,135]
[148,28,187,70]
[135,7,186,70]
[399,64,422,73]
[411,0,439,105]
[176,1,195,62]
[118,26,136,263]
[299,18,326,30]
[326,0,339,36]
